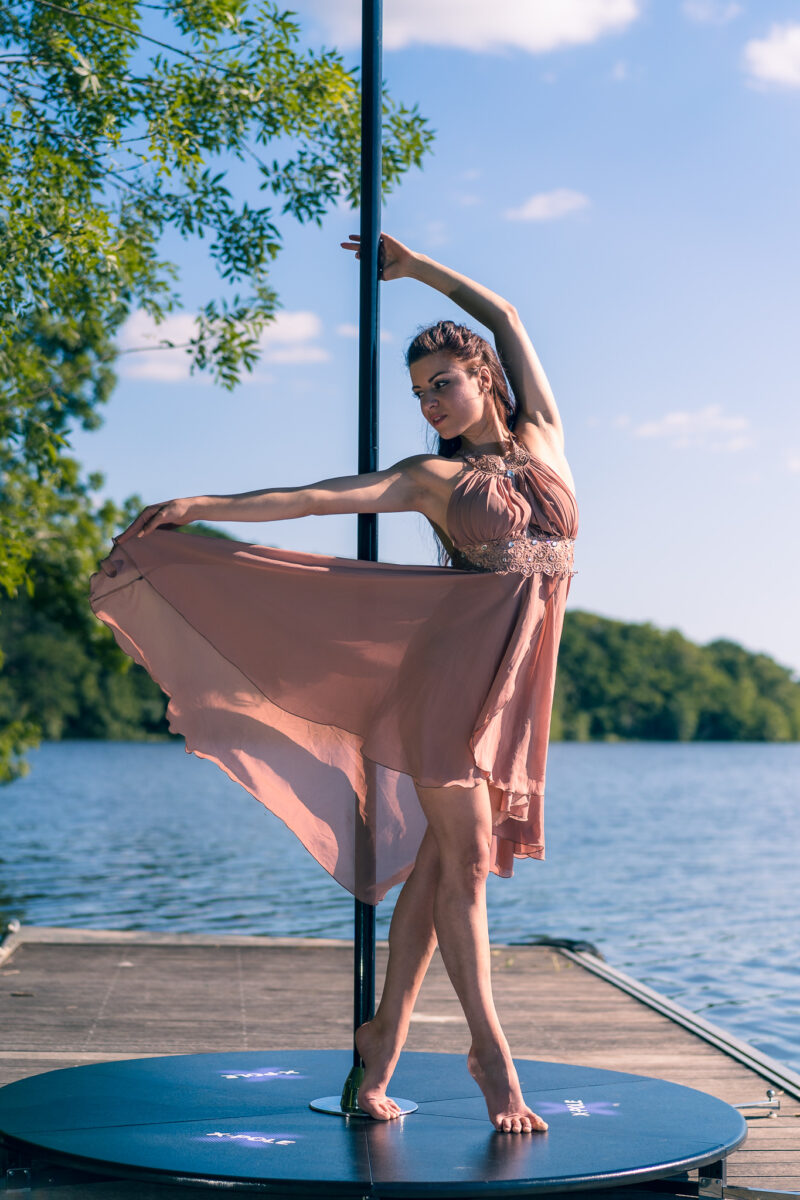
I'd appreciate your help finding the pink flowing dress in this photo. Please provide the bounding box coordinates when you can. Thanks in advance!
[89,440,578,904]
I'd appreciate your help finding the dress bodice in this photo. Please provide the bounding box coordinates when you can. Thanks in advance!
[446,438,578,577]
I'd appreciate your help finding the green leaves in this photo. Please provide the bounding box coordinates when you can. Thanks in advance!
[1,1,434,779]
[1,0,433,395]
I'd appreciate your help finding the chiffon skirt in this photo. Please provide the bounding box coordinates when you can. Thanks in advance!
[90,529,571,904]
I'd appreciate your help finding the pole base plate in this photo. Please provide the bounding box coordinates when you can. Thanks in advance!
[309,1094,418,1116]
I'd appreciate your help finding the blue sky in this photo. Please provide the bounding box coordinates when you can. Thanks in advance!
[68,0,800,674]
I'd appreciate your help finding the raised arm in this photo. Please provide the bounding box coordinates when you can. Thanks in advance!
[414,258,564,452]
[116,456,446,544]
[343,233,566,453]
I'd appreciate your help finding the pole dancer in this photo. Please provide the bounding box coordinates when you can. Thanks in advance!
[92,231,578,1133]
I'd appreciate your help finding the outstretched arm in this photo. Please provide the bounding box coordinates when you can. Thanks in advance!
[342,233,565,452]
[115,457,435,544]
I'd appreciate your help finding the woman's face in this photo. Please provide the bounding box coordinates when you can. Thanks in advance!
[409,352,491,440]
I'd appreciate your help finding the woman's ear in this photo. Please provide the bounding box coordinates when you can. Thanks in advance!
[478,365,493,395]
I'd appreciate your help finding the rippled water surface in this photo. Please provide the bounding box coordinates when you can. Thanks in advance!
[2,741,799,1071]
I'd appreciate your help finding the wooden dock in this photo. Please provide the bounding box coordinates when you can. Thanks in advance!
[1,924,798,1196]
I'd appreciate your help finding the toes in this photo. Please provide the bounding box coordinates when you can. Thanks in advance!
[496,1111,547,1133]
[361,1096,401,1121]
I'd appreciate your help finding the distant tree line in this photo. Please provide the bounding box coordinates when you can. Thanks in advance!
[551,611,800,742]
[2,550,799,774]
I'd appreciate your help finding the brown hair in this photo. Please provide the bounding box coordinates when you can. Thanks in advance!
[405,321,516,457]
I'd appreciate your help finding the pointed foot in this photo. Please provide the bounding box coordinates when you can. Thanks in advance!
[354,1019,404,1121]
[468,1043,548,1133]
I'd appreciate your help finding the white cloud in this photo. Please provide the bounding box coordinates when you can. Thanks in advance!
[259,310,329,363]
[117,308,329,381]
[786,451,800,474]
[610,59,629,81]
[743,23,800,89]
[261,345,329,364]
[633,404,752,451]
[296,0,640,54]
[682,1,742,25]
[505,189,590,222]
[336,323,393,343]
[421,219,450,247]
[117,310,200,382]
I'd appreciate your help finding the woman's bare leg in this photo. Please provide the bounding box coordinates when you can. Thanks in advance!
[415,781,547,1134]
[355,826,440,1119]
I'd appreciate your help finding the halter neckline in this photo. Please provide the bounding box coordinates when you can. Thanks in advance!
[458,433,532,475]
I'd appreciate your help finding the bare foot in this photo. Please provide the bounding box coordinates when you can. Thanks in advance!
[468,1043,548,1133]
[354,1019,404,1120]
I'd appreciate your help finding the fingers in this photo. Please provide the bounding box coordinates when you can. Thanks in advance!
[138,505,168,537]
[116,503,170,545]
[341,236,364,268]
[115,512,147,545]
[341,234,386,275]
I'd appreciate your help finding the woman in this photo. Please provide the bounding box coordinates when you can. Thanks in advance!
[93,233,578,1134]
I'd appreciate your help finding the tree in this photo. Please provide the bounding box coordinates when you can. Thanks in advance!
[0,1,433,779]
[552,611,800,742]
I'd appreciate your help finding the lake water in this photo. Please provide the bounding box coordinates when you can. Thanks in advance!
[2,741,799,1073]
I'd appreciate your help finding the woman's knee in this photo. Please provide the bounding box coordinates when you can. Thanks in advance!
[438,838,492,892]
[413,781,493,892]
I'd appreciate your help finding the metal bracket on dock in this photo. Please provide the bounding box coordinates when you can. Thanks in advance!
[733,1088,781,1117]
[632,1186,799,1200]
[645,1170,800,1200]
[4,1165,32,1193]
[698,1157,726,1199]
[717,1189,800,1200]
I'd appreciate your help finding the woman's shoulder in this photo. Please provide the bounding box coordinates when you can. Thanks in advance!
[393,453,464,483]
[388,453,464,513]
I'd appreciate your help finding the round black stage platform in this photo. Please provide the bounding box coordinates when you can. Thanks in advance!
[0,1050,746,1196]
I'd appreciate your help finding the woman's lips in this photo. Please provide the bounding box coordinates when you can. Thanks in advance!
[431,414,446,427]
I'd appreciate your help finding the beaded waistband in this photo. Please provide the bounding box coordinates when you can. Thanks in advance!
[452,530,576,578]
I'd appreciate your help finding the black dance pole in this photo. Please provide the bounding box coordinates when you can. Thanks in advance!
[314,0,412,1117]
[339,0,382,1115]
